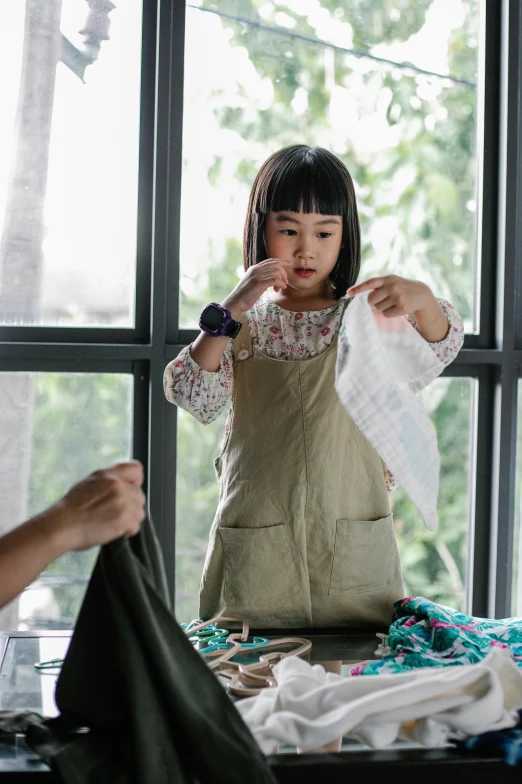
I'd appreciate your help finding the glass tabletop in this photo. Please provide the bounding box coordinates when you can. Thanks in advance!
[0,631,71,717]
[0,628,455,764]
[0,628,379,718]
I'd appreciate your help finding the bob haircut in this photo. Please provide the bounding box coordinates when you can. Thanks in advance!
[243,145,361,298]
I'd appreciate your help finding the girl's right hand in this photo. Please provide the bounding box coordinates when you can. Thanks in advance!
[222,258,293,318]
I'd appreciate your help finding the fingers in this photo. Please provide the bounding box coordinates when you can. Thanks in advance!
[56,469,146,552]
[257,259,293,291]
[261,258,294,266]
[257,258,292,271]
[77,479,146,547]
[273,271,289,288]
[98,482,146,537]
[369,294,393,313]
[379,304,408,319]
[227,260,292,315]
[370,285,407,315]
[262,275,287,292]
[347,277,385,296]
[367,288,390,308]
[65,462,145,520]
[96,460,144,487]
[370,296,407,319]
[349,276,411,318]
[254,260,289,290]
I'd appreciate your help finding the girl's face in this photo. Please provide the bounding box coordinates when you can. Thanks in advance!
[264,210,343,296]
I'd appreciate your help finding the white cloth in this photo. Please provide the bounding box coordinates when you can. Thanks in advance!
[235,647,522,754]
[334,291,444,530]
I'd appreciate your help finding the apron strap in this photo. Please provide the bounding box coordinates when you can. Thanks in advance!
[331,297,351,344]
[232,313,253,361]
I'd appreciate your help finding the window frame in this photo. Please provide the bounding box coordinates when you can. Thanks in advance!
[2,0,521,620]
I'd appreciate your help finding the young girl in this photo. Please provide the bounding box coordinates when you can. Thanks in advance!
[164,145,464,629]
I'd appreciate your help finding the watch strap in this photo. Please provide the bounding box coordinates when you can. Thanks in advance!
[199,302,242,338]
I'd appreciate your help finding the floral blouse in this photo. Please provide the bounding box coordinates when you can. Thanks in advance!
[164,296,465,492]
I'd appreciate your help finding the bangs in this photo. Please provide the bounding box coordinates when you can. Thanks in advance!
[254,146,350,217]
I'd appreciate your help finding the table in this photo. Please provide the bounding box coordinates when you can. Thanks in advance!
[0,629,519,782]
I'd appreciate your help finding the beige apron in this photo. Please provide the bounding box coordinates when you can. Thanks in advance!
[199,308,405,628]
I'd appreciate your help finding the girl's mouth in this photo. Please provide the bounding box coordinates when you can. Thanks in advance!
[295,268,314,278]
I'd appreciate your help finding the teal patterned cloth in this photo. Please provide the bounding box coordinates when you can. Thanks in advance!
[351,596,522,676]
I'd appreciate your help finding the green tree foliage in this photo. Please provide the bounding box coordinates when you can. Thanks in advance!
[184,0,478,324]
[393,378,472,608]
[513,387,522,614]
[28,373,132,625]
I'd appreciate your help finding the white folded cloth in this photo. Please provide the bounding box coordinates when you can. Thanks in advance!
[335,291,444,530]
[235,647,522,754]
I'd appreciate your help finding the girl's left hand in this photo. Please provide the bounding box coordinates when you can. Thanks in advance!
[347,275,434,318]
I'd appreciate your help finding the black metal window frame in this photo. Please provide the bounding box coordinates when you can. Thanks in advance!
[1,0,521,619]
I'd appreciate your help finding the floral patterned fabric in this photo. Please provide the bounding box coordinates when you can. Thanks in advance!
[350,596,522,676]
[164,295,464,492]
[351,595,522,764]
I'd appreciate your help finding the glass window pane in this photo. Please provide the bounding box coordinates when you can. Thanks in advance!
[0,372,133,631]
[0,2,143,327]
[513,381,522,614]
[394,377,474,611]
[176,409,224,623]
[180,0,481,332]
[176,377,474,622]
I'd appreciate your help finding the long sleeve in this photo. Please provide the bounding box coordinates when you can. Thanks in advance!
[163,344,234,425]
[407,298,464,370]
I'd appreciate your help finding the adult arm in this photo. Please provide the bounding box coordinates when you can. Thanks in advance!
[0,461,145,610]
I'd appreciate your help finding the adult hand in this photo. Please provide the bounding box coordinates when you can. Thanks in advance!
[347,275,434,318]
[53,461,146,552]
[223,258,293,319]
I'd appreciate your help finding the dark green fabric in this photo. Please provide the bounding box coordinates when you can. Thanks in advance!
[0,712,122,783]
[0,514,277,784]
[0,710,130,783]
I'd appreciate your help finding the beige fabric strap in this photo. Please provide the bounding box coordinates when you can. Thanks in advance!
[231,313,253,361]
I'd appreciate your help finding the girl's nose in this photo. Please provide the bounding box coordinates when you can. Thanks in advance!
[296,241,314,260]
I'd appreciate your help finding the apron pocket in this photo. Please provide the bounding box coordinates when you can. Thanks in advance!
[329,513,399,595]
[219,524,300,608]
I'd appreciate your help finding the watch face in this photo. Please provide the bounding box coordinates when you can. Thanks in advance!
[203,306,225,330]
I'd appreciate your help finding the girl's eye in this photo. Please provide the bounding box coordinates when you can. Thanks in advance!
[282,229,297,236]
[317,232,332,239]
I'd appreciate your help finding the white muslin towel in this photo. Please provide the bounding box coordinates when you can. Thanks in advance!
[235,647,522,754]
[335,291,445,530]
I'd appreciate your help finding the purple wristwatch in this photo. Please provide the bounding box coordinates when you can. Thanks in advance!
[199,302,242,338]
